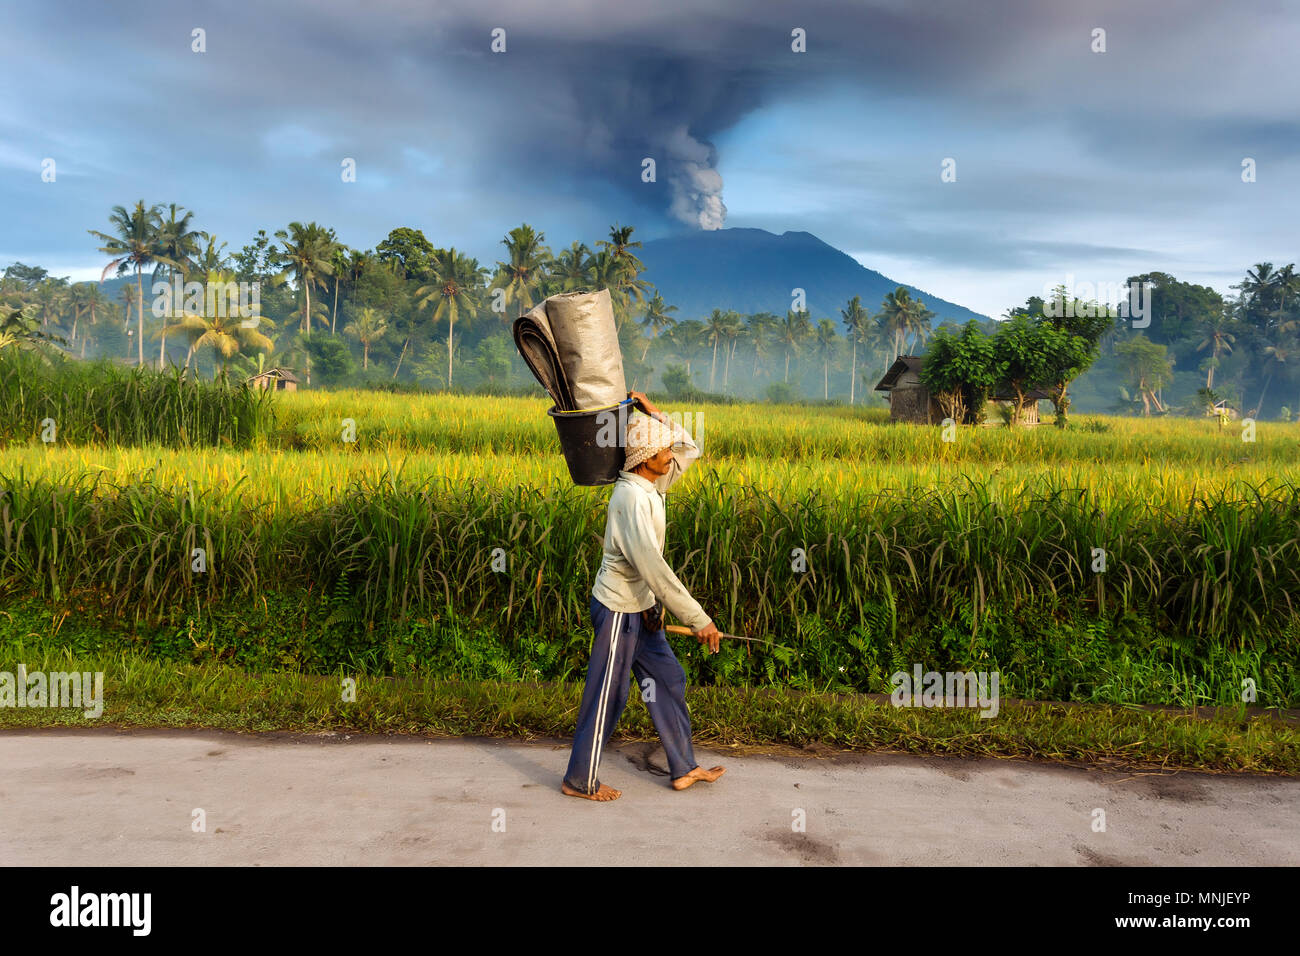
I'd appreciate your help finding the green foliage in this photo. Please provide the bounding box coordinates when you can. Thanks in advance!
[661,364,692,398]
[765,381,798,403]
[0,350,275,446]
[920,320,998,424]
[303,334,354,384]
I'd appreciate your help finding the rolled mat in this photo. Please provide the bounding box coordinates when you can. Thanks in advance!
[512,289,627,411]
[513,301,575,410]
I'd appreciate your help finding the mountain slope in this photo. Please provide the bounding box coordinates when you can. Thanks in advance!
[638,228,988,324]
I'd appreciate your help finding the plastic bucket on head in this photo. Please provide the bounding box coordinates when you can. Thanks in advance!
[547,398,635,486]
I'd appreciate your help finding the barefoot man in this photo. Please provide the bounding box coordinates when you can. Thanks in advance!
[562,391,727,801]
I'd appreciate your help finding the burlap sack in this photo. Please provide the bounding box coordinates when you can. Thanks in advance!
[544,289,627,410]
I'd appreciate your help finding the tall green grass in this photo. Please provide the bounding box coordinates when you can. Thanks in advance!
[0,350,275,447]
[1,467,1296,704]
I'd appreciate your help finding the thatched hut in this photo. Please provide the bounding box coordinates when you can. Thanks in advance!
[873,356,943,423]
[247,367,299,391]
[874,355,1051,425]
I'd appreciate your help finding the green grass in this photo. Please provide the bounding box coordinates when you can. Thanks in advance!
[0,646,1294,774]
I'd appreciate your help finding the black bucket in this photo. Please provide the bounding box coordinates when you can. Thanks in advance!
[548,398,635,486]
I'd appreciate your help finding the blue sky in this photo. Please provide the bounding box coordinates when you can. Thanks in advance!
[2,0,1297,317]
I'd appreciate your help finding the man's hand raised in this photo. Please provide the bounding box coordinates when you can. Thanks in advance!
[695,621,720,654]
[628,390,662,419]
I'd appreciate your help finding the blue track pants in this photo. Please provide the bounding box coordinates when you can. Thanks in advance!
[564,595,698,794]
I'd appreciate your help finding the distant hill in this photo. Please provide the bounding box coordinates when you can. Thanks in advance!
[638,227,988,324]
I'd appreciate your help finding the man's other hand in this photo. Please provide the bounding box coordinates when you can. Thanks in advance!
[628,390,661,419]
[695,621,720,654]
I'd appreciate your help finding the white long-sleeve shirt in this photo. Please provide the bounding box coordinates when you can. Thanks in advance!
[589,413,712,631]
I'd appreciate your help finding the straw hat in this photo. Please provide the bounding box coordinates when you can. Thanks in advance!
[623,414,679,472]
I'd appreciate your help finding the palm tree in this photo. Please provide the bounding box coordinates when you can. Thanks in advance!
[415,248,487,388]
[1234,262,1281,328]
[1255,342,1292,416]
[907,298,936,353]
[66,283,93,343]
[597,223,645,278]
[595,226,650,327]
[747,312,778,379]
[329,245,351,334]
[173,270,274,378]
[153,204,201,368]
[32,277,70,329]
[664,319,706,378]
[193,232,230,273]
[343,307,388,370]
[548,241,593,294]
[491,224,551,317]
[637,293,678,361]
[779,310,813,382]
[89,201,180,366]
[85,283,109,328]
[1194,313,1236,389]
[704,309,730,390]
[117,285,135,332]
[720,310,744,388]
[814,319,839,399]
[840,296,869,404]
[877,287,917,362]
[274,222,337,335]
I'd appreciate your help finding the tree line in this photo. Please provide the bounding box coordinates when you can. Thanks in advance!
[3,202,1298,417]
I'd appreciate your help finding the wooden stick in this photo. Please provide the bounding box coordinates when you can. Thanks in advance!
[664,624,771,645]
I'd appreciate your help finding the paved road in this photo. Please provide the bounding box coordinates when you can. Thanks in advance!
[1,728,1295,865]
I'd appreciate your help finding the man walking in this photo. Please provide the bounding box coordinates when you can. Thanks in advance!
[562,391,726,802]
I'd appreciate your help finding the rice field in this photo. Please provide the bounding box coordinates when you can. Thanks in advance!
[1,366,1299,706]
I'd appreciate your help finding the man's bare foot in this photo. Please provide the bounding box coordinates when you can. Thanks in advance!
[562,781,622,801]
[671,765,726,791]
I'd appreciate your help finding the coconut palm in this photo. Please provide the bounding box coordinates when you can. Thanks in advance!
[747,312,778,379]
[174,270,275,378]
[814,319,840,399]
[32,277,70,329]
[840,296,870,404]
[596,223,650,317]
[89,201,181,366]
[877,287,918,362]
[329,245,351,334]
[720,310,744,388]
[274,222,337,335]
[907,298,936,353]
[664,319,706,378]
[637,293,678,361]
[66,283,94,343]
[704,309,730,390]
[548,241,593,295]
[1194,312,1236,389]
[779,310,813,382]
[415,248,488,388]
[491,224,552,316]
[344,306,388,370]
[153,204,201,368]
[193,232,231,273]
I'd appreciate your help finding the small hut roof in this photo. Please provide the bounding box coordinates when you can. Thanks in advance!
[247,367,299,383]
[873,355,925,391]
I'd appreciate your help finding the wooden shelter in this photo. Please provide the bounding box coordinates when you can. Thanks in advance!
[247,367,299,391]
[874,355,1052,425]
[873,356,943,423]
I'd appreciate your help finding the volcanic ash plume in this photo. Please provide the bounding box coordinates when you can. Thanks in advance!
[665,126,727,230]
